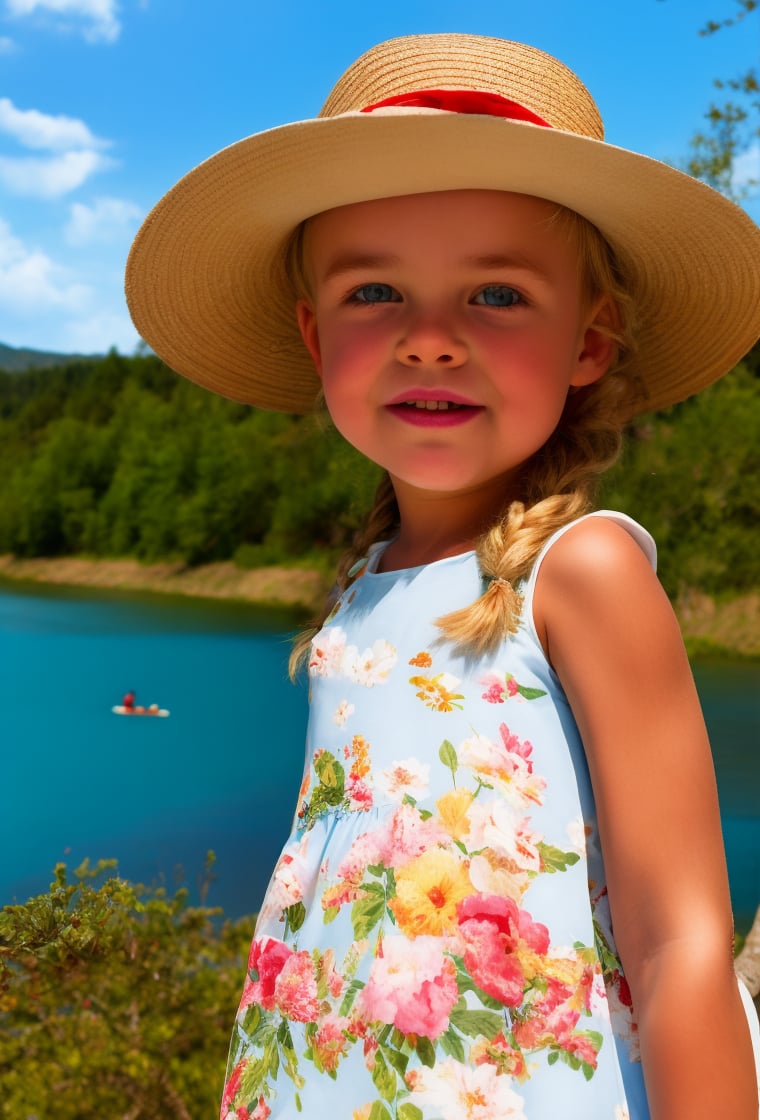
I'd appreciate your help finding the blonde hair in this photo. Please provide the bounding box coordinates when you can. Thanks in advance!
[288,205,640,676]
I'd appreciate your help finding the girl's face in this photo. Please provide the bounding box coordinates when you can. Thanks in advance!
[297,190,612,503]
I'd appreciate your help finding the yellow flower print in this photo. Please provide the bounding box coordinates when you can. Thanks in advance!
[390,849,472,938]
[352,1106,372,1120]
[436,788,474,841]
[409,672,464,712]
[348,734,371,780]
[408,651,432,668]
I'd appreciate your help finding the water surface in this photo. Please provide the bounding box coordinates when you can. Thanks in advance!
[1,581,757,931]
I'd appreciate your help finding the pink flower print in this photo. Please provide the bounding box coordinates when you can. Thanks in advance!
[309,626,348,677]
[498,722,534,771]
[311,1012,350,1073]
[319,948,344,999]
[335,830,385,885]
[457,894,550,1006]
[256,835,314,927]
[376,757,430,803]
[321,880,371,913]
[459,727,545,808]
[251,1099,271,1120]
[358,934,459,1040]
[379,802,449,870]
[512,971,602,1070]
[346,773,373,812]
[605,968,640,1060]
[239,937,293,1012]
[466,800,542,875]
[221,1058,247,1113]
[471,1031,528,1081]
[479,673,521,703]
[406,1058,527,1119]
[274,950,320,1023]
[480,673,506,704]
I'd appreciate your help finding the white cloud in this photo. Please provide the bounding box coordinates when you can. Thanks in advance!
[0,218,90,313]
[62,308,139,353]
[5,0,121,43]
[0,149,113,197]
[732,143,760,198]
[65,195,143,245]
[0,97,106,151]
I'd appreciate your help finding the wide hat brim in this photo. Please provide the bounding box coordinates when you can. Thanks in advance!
[125,109,760,416]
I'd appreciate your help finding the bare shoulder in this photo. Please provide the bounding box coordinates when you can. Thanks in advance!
[533,515,676,664]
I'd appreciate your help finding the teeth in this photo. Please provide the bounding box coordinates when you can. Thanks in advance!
[405,400,459,410]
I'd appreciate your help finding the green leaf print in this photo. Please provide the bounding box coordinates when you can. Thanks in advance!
[351,881,387,939]
[339,977,365,1017]
[398,1104,424,1120]
[517,685,548,700]
[314,751,346,790]
[592,916,623,975]
[454,967,504,1010]
[382,1043,409,1078]
[438,739,458,783]
[439,1027,466,1062]
[368,1102,392,1120]
[537,841,581,873]
[449,1007,505,1039]
[415,1036,436,1068]
[284,901,306,933]
[372,1049,398,1102]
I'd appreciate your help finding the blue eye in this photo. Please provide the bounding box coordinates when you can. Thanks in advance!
[351,283,400,304]
[474,286,522,308]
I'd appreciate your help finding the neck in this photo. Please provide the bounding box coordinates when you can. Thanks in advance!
[378,475,516,571]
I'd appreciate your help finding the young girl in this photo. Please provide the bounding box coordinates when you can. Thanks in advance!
[126,33,760,1120]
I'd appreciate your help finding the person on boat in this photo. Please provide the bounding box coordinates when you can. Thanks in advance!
[122,690,136,711]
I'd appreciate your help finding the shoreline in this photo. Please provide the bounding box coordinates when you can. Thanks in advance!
[0,553,757,657]
[0,554,327,615]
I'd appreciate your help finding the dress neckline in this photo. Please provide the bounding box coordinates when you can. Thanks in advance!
[362,540,477,578]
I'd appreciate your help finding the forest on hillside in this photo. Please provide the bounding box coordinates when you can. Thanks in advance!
[0,345,757,601]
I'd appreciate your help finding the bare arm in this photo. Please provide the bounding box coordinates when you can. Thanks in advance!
[535,517,757,1120]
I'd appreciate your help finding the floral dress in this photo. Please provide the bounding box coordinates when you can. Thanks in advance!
[221,512,656,1120]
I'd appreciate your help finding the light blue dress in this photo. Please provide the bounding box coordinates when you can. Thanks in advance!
[221,512,655,1120]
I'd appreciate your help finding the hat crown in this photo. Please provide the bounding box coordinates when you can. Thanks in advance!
[319,33,605,141]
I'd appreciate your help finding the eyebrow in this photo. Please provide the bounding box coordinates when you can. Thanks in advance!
[462,253,553,280]
[318,250,553,284]
[319,253,402,283]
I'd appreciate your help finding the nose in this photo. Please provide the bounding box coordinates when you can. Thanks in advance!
[395,312,468,367]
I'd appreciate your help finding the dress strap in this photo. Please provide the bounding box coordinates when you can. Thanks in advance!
[519,510,657,649]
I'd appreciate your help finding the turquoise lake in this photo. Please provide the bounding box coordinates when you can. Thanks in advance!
[1,581,758,932]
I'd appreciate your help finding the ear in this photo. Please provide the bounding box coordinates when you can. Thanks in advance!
[296,298,323,378]
[570,296,618,388]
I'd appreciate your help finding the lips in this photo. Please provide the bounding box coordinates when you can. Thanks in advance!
[386,392,483,427]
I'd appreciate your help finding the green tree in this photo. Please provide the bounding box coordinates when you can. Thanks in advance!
[0,859,254,1119]
[684,1,759,198]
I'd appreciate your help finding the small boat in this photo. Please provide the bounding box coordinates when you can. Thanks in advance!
[112,704,170,718]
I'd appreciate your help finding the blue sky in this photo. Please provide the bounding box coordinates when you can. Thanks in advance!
[0,0,757,356]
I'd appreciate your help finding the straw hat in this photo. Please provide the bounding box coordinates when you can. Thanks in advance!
[125,33,760,416]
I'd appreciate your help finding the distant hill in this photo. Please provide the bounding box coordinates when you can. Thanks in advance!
[0,341,101,372]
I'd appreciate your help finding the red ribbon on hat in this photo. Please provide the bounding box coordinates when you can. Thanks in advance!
[360,88,551,127]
